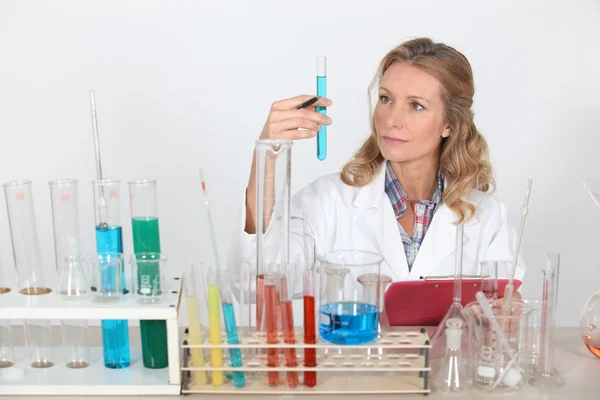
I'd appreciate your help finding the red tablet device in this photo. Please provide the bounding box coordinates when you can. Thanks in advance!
[384,277,522,326]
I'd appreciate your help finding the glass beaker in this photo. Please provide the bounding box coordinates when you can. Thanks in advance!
[0,320,15,368]
[463,299,532,392]
[85,252,124,302]
[92,179,130,369]
[24,320,54,368]
[3,180,50,295]
[317,250,383,345]
[128,180,168,369]
[255,139,292,332]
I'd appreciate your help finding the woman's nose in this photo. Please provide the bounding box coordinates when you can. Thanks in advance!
[386,106,404,129]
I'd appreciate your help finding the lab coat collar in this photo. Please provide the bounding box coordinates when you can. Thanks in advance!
[352,162,480,279]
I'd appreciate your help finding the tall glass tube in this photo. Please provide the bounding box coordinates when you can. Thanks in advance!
[220,273,245,388]
[255,139,292,332]
[280,262,299,388]
[3,180,49,295]
[93,179,130,369]
[128,179,168,369]
[530,253,563,386]
[24,320,54,368]
[0,254,10,294]
[49,180,80,276]
[0,319,15,368]
[183,265,207,387]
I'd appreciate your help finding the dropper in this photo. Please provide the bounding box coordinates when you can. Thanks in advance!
[503,179,533,309]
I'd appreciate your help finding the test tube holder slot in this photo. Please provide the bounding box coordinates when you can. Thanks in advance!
[181,329,431,395]
[0,277,183,396]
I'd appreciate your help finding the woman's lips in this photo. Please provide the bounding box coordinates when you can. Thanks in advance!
[383,136,408,144]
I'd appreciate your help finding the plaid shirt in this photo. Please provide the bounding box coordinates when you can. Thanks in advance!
[384,161,444,271]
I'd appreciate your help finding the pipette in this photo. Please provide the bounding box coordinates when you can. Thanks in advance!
[199,169,245,386]
[88,89,108,228]
[503,179,533,309]
[475,292,524,389]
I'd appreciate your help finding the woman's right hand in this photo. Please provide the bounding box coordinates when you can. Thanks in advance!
[259,95,332,141]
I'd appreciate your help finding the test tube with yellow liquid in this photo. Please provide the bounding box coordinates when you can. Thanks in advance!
[183,265,207,387]
[207,265,224,386]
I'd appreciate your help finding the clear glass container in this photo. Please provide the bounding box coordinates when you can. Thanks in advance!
[317,250,383,345]
[3,180,50,295]
[49,179,80,276]
[92,179,130,369]
[24,320,54,368]
[255,139,292,333]
[0,319,15,368]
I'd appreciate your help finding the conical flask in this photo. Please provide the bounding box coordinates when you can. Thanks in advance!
[434,318,468,392]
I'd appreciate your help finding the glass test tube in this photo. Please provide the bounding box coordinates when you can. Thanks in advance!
[480,261,499,300]
[183,265,207,387]
[128,179,168,369]
[24,320,54,368]
[93,179,130,369]
[206,265,224,386]
[279,263,299,388]
[0,253,10,294]
[255,139,292,332]
[221,272,245,388]
[263,272,280,387]
[316,56,327,160]
[0,319,15,368]
[3,180,49,295]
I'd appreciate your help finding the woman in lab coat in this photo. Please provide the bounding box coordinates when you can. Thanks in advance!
[229,37,524,290]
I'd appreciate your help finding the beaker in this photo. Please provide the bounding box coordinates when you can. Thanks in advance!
[464,299,532,391]
[317,250,383,345]
[85,252,124,301]
[0,320,15,368]
[92,179,130,369]
[24,320,54,368]
[128,180,168,369]
[3,180,50,295]
[255,139,292,332]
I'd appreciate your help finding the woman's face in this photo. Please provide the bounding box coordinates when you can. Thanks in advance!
[374,63,450,165]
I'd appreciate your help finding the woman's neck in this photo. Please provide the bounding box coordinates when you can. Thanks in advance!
[389,155,440,202]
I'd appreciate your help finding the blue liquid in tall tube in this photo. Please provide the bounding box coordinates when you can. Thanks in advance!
[222,302,245,388]
[316,75,327,160]
[96,225,131,369]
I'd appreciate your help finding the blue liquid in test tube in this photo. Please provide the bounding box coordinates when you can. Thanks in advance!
[316,56,327,161]
[222,302,245,387]
[96,225,131,369]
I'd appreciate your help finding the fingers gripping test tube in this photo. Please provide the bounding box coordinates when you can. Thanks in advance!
[316,56,327,160]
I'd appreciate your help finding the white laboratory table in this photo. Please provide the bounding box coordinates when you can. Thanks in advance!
[6,327,600,400]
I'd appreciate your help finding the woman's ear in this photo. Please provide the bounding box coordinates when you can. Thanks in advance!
[441,125,451,138]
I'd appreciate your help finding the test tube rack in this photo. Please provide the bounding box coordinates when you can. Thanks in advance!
[181,329,431,395]
[0,277,183,396]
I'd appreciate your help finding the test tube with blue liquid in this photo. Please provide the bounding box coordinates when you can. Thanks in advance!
[93,179,131,369]
[316,56,327,160]
[220,273,245,388]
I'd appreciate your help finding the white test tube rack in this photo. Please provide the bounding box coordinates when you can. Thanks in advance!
[0,277,183,396]
[181,328,432,395]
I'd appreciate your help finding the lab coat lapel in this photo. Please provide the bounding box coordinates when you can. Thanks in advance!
[353,165,409,281]
[408,203,474,279]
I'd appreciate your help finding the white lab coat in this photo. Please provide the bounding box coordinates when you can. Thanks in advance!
[227,164,525,296]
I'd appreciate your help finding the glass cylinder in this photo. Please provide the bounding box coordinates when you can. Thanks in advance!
[464,299,532,391]
[255,139,292,332]
[317,250,383,345]
[183,265,208,387]
[3,180,50,295]
[520,298,543,373]
[128,180,168,369]
[0,320,15,368]
[62,319,90,369]
[24,320,54,368]
[49,179,80,275]
[92,179,130,369]
[480,261,499,300]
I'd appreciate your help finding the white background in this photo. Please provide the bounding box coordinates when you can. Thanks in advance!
[0,0,599,327]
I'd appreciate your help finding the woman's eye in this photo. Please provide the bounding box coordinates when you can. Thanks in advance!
[379,95,391,104]
[411,102,424,111]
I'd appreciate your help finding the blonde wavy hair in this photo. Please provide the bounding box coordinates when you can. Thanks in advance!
[341,38,494,223]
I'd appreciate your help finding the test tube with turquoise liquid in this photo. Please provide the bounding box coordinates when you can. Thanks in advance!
[316,56,327,160]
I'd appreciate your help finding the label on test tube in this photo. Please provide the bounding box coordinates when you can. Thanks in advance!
[316,56,327,161]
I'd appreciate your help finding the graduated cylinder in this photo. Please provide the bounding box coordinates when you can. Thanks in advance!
[3,180,49,295]
[128,179,168,369]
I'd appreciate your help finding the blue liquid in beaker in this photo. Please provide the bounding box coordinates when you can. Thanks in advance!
[96,225,131,369]
[222,302,245,388]
[319,302,379,345]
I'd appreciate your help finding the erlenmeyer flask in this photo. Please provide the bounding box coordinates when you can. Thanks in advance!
[435,318,468,392]
[581,178,600,359]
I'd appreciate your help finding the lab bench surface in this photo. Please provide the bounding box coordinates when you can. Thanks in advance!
[5,327,599,400]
